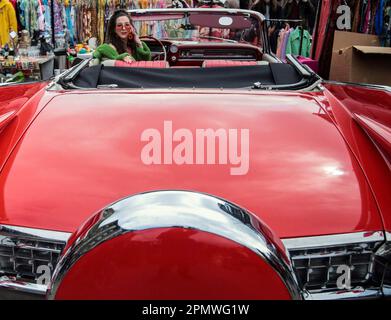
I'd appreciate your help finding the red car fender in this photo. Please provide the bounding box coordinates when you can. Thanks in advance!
[0,82,51,173]
[323,83,391,233]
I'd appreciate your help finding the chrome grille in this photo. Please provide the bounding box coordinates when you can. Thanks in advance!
[0,226,69,289]
[288,241,383,292]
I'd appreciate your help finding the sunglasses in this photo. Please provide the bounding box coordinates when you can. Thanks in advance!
[115,23,132,30]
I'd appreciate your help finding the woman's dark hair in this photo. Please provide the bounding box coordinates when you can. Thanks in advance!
[106,10,135,54]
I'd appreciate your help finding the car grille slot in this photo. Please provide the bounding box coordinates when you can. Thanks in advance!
[288,241,383,292]
[0,234,66,283]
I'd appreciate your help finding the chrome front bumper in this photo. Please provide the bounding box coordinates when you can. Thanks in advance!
[1,223,390,300]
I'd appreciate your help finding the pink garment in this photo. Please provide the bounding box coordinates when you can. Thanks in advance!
[276,26,290,59]
[363,0,372,34]
[297,56,319,73]
[280,28,292,61]
[276,29,285,58]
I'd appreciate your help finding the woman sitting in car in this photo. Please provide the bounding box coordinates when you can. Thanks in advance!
[93,10,151,64]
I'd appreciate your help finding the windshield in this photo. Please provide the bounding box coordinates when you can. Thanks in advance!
[130,11,263,45]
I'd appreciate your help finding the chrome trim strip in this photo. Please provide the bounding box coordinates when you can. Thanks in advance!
[282,231,385,250]
[0,80,47,88]
[385,232,391,242]
[0,225,71,243]
[383,285,391,297]
[127,8,266,23]
[304,288,382,300]
[324,80,391,93]
[0,276,47,295]
[49,190,302,300]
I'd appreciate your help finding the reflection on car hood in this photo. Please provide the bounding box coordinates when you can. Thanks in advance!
[0,90,383,238]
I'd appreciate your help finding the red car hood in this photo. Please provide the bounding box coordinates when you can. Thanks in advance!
[0,91,383,238]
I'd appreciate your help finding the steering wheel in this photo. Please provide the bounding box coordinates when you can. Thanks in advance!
[139,35,167,61]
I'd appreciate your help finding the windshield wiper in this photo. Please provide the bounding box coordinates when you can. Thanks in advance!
[198,36,237,43]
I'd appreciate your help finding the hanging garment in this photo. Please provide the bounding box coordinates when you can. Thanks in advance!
[97,0,105,44]
[0,0,18,46]
[284,0,300,20]
[269,25,280,53]
[10,0,22,31]
[90,0,98,42]
[318,0,342,79]
[104,0,111,41]
[352,0,362,33]
[313,0,332,61]
[37,0,45,31]
[280,27,292,61]
[53,0,64,35]
[299,0,316,32]
[64,1,76,45]
[28,0,39,33]
[276,28,284,58]
[18,0,30,32]
[286,27,311,57]
[276,26,289,58]
[362,0,372,34]
[250,1,283,20]
[297,55,319,73]
[42,0,52,41]
[375,0,384,35]
[359,0,368,32]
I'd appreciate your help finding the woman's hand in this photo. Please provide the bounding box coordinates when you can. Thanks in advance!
[130,27,143,47]
[123,56,133,64]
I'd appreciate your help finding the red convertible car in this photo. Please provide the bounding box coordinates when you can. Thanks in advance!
[0,8,390,300]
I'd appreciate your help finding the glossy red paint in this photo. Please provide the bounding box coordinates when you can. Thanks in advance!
[54,228,292,300]
[323,84,391,233]
[0,82,47,115]
[0,89,384,238]
[0,83,51,172]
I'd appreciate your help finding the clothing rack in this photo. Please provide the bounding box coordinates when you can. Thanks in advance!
[266,18,308,57]
[266,19,303,23]
[265,18,304,30]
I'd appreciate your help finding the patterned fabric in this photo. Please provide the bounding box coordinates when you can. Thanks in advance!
[53,0,64,35]
[42,0,52,41]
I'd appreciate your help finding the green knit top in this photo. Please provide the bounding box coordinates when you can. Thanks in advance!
[93,42,151,62]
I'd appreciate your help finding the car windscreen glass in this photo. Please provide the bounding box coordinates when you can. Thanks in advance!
[131,12,262,45]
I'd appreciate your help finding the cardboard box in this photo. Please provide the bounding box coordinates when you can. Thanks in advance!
[332,31,380,52]
[329,31,391,86]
